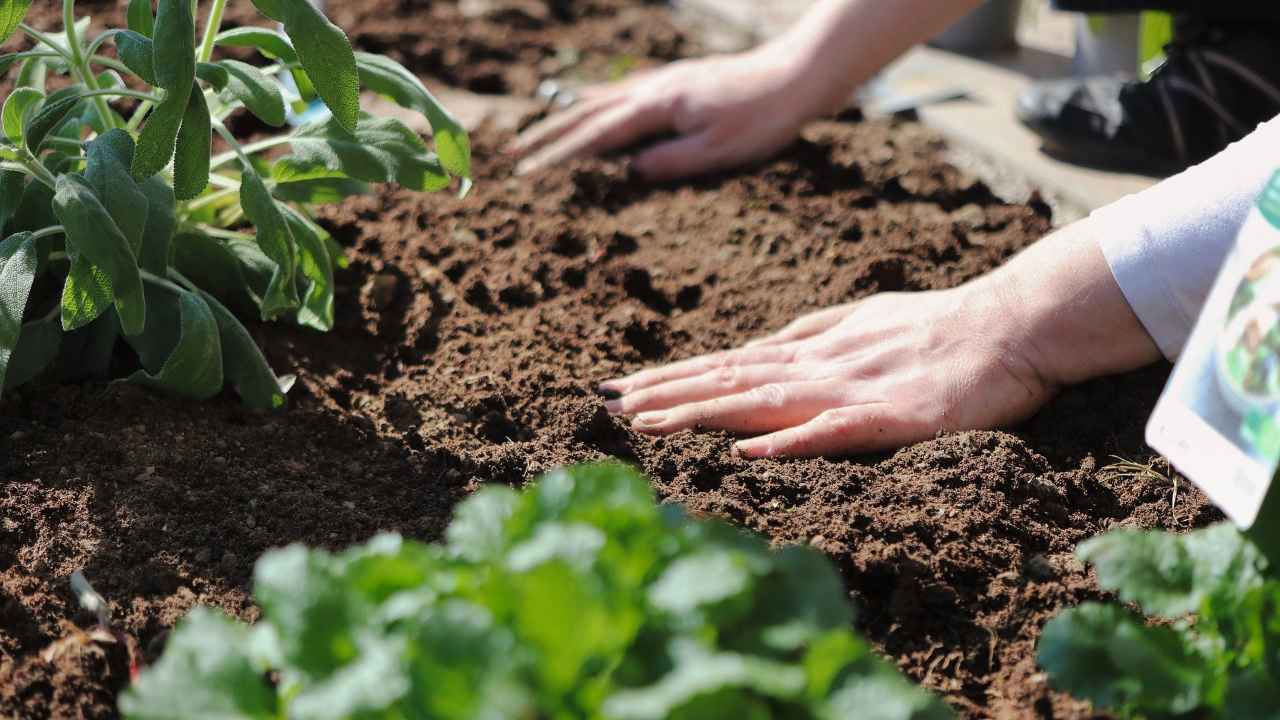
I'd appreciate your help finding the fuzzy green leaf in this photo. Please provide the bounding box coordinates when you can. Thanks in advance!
[275,114,449,192]
[202,59,287,128]
[119,608,279,719]
[114,30,156,85]
[173,233,270,316]
[61,258,114,332]
[198,289,291,411]
[124,282,223,400]
[3,311,59,391]
[132,0,195,181]
[23,92,81,154]
[0,170,22,237]
[355,52,471,179]
[1078,523,1265,618]
[13,56,44,90]
[214,27,298,63]
[2,87,41,144]
[255,0,359,132]
[85,130,149,253]
[1038,603,1211,716]
[239,172,299,319]
[138,177,175,275]
[272,176,369,205]
[53,174,146,336]
[0,0,32,45]
[173,88,210,201]
[127,0,155,37]
[281,207,334,331]
[151,0,195,92]
[0,231,39,394]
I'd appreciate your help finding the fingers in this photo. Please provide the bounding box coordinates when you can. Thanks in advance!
[735,402,908,458]
[632,129,735,181]
[744,304,857,347]
[599,344,802,396]
[630,381,845,435]
[508,94,622,157]
[515,99,672,176]
[605,362,819,415]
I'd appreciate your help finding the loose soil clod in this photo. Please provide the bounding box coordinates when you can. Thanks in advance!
[2,1,1219,718]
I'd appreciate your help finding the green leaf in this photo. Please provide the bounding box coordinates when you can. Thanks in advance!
[132,87,188,181]
[138,176,175,275]
[604,639,808,719]
[281,207,334,331]
[3,311,59,391]
[124,282,223,400]
[133,0,195,181]
[1038,603,1210,716]
[204,59,286,128]
[0,0,32,45]
[173,233,270,316]
[23,92,82,154]
[114,30,156,85]
[119,607,279,720]
[446,486,520,563]
[0,170,24,238]
[14,56,45,90]
[61,258,114,332]
[1078,522,1265,618]
[0,231,40,394]
[275,114,449,192]
[2,87,41,145]
[214,27,298,63]
[52,174,146,336]
[255,545,361,678]
[649,549,759,617]
[151,0,195,92]
[272,176,369,205]
[355,52,471,179]
[127,0,155,38]
[85,130,149,253]
[239,172,299,319]
[199,289,291,411]
[254,0,359,133]
[173,87,210,201]
[7,173,53,233]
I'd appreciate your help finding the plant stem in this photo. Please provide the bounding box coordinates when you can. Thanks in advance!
[182,185,240,212]
[31,226,66,241]
[62,0,118,131]
[79,88,166,104]
[16,155,57,189]
[140,268,190,296]
[127,101,155,132]
[197,0,230,64]
[18,24,75,65]
[167,269,201,294]
[209,135,293,171]
[192,224,255,242]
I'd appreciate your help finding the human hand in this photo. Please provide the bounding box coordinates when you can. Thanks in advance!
[509,47,824,180]
[599,283,1057,458]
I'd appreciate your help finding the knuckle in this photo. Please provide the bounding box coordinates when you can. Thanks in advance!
[712,366,739,388]
[816,408,859,435]
[749,383,789,409]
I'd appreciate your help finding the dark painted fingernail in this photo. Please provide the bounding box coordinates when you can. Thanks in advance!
[595,385,622,400]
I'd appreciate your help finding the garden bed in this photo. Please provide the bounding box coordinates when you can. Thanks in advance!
[0,1,1218,717]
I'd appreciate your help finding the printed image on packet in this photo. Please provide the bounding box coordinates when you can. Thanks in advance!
[1148,171,1280,528]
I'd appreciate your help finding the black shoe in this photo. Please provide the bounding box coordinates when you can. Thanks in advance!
[1017,23,1280,175]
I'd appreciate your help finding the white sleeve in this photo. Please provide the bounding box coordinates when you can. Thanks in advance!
[1095,115,1280,360]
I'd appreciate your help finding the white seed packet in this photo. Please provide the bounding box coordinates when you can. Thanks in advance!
[1147,171,1280,528]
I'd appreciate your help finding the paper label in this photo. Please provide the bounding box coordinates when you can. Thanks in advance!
[1147,171,1280,528]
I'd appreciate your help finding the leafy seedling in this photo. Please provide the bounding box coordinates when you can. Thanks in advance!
[123,462,953,719]
[0,0,470,408]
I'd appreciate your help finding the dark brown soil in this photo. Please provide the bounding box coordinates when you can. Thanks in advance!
[2,2,1216,718]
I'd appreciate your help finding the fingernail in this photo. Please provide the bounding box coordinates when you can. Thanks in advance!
[595,385,622,401]
[633,412,665,428]
[604,399,623,414]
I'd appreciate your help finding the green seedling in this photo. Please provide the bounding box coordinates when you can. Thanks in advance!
[123,462,953,719]
[1039,522,1280,718]
[0,0,470,409]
